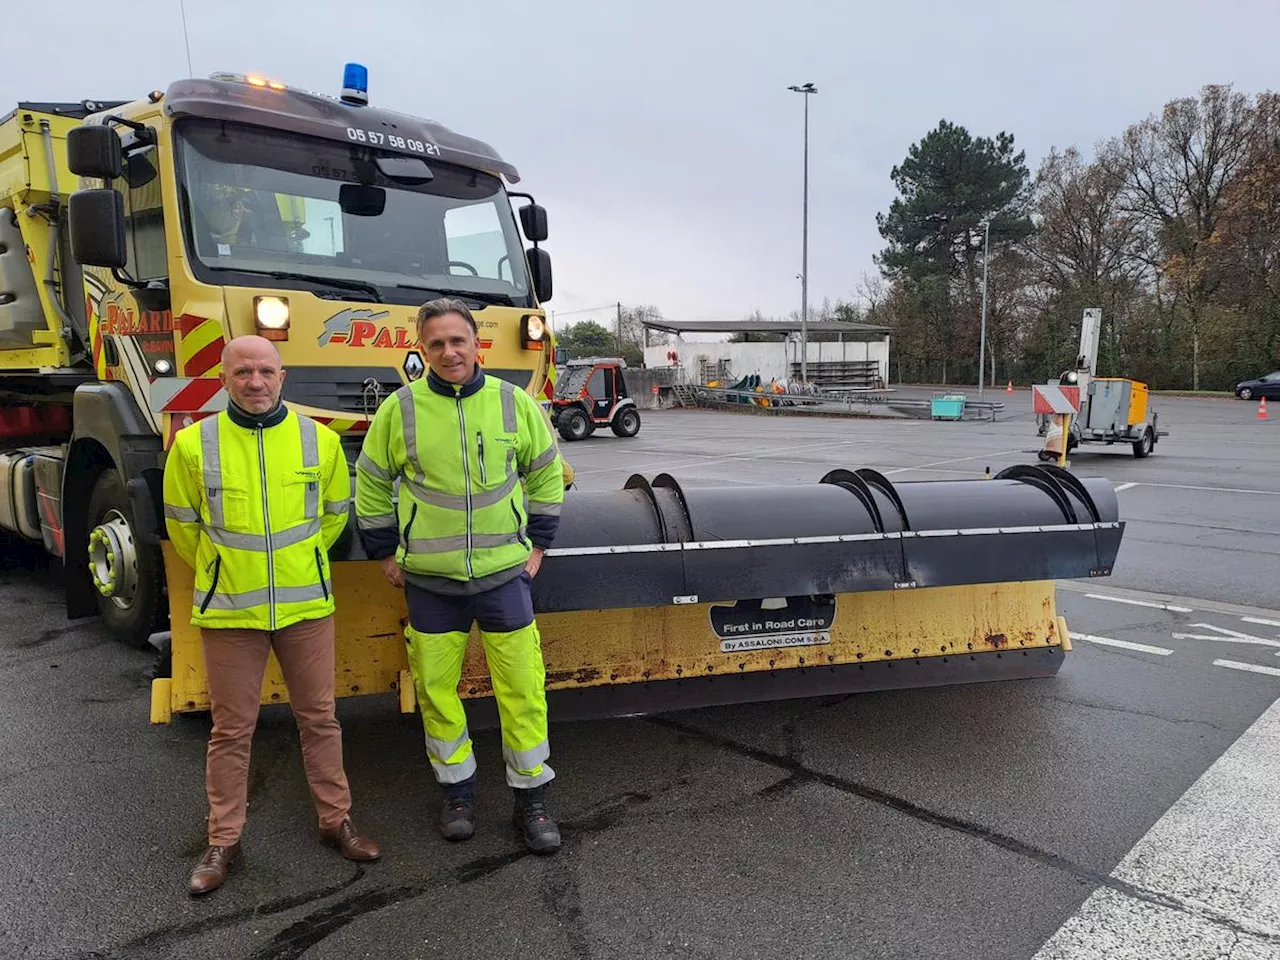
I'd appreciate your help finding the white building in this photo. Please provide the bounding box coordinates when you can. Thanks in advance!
[641,319,891,390]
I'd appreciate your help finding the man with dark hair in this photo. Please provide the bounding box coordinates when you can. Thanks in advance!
[354,298,566,853]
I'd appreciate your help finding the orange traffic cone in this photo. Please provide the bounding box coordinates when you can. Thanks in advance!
[1006,379,1014,393]
[1259,397,1269,420]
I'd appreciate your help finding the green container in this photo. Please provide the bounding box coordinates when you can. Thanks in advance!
[930,394,966,420]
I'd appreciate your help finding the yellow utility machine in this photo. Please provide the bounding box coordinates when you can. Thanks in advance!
[0,66,1127,728]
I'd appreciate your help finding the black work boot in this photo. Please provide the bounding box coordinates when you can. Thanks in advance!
[439,775,476,841]
[512,784,561,854]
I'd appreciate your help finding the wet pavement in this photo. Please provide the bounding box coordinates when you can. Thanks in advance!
[3,392,1278,959]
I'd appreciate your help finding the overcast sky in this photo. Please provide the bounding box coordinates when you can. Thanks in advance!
[13,0,1277,333]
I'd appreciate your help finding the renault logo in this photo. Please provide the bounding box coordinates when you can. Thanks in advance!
[404,351,425,381]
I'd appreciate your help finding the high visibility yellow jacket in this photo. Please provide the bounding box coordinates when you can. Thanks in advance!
[354,366,564,589]
[162,403,351,631]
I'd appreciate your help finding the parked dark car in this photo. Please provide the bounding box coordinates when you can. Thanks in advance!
[1235,371,1280,400]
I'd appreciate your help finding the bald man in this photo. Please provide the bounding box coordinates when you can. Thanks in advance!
[163,335,380,896]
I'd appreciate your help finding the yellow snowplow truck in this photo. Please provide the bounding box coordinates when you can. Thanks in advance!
[0,66,1127,727]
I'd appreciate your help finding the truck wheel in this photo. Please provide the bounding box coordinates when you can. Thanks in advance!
[611,407,641,437]
[86,469,164,649]
[1132,428,1154,458]
[558,408,591,442]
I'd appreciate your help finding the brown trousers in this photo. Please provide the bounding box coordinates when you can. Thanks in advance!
[200,614,351,845]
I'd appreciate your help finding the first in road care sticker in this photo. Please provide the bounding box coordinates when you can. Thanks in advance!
[710,596,836,653]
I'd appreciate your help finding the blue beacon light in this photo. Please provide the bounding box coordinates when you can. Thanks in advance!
[341,63,369,106]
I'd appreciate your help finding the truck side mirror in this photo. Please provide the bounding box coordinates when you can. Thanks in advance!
[68,190,128,268]
[66,126,123,180]
[526,247,552,303]
[520,203,548,243]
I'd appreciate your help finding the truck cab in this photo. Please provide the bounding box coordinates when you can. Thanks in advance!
[0,67,562,647]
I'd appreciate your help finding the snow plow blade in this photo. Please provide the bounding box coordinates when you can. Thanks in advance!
[153,464,1123,724]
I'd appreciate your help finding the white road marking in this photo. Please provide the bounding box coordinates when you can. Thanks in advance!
[882,449,1024,476]
[571,436,874,477]
[1084,593,1193,613]
[1243,616,1280,629]
[1171,623,1280,650]
[1074,634,1174,656]
[1213,660,1280,679]
[1032,695,1280,958]
[1057,581,1280,625]
[1133,480,1280,497]
[1114,482,1138,493]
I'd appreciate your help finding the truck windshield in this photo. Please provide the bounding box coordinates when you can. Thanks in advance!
[174,118,532,307]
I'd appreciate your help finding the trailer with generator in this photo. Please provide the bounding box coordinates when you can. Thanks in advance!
[1037,308,1165,459]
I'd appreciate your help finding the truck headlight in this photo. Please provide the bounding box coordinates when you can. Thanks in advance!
[521,314,545,348]
[254,296,290,340]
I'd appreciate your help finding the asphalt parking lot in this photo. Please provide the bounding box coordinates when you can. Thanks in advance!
[2,389,1278,960]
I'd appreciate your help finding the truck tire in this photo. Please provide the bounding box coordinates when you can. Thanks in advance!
[1132,428,1154,458]
[86,468,164,649]
[557,408,591,442]
[611,406,641,437]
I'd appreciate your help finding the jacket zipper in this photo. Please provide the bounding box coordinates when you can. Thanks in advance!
[477,431,487,484]
[402,501,418,548]
[257,427,276,629]
[512,501,528,548]
[200,556,222,614]
[315,547,329,601]
[456,398,475,577]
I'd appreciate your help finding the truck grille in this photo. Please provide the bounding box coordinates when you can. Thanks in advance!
[283,366,404,417]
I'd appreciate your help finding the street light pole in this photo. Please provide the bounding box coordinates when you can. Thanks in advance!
[788,82,816,383]
[978,218,991,399]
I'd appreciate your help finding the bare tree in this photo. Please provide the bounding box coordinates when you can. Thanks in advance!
[1102,84,1255,387]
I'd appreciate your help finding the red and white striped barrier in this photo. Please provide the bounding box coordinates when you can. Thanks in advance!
[1033,384,1081,415]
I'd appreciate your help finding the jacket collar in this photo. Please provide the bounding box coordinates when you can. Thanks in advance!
[426,363,486,400]
[225,397,289,430]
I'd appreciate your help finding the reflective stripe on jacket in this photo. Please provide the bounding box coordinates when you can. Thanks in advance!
[354,366,564,583]
[162,408,351,630]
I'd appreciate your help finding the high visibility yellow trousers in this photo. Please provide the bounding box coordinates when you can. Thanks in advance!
[403,576,553,789]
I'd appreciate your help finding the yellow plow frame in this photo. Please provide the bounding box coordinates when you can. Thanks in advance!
[151,542,1070,725]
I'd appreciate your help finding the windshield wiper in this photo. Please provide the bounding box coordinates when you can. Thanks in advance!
[265,271,383,303]
[204,265,382,302]
[395,285,516,307]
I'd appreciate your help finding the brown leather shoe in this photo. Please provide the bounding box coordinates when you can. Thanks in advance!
[319,818,381,861]
[188,842,240,895]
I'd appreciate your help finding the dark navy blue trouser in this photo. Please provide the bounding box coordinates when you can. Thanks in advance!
[404,572,535,635]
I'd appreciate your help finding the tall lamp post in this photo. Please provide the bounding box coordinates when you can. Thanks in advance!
[978,218,991,399]
[788,82,817,383]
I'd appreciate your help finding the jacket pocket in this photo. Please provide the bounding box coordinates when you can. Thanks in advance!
[281,474,320,525]
[199,555,222,614]
[315,547,330,601]
[511,501,529,548]
[210,484,253,532]
[477,432,488,484]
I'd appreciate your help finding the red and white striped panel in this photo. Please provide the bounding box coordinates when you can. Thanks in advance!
[1032,384,1081,415]
[150,377,228,414]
